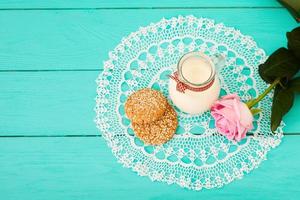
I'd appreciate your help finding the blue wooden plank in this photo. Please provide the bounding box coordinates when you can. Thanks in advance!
[0,71,299,136]
[0,9,297,70]
[0,137,299,200]
[0,0,282,9]
[0,71,99,136]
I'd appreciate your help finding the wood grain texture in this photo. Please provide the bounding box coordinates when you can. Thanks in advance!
[0,71,299,136]
[0,1,299,199]
[0,9,297,70]
[0,0,282,9]
[0,137,299,200]
[0,71,99,136]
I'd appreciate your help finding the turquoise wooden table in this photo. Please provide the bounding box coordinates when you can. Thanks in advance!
[0,1,300,199]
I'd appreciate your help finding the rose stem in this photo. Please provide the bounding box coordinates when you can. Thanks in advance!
[246,78,281,108]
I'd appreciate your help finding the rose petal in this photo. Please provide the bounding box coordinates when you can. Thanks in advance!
[233,98,241,119]
[235,121,247,141]
[238,102,253,128]
[214,99,235,109]
[221,93,240,101]
[216,106,239,124]
[212,113,223,121]
[216,118,228,133]
[226,129,235,140]
[212,102,225,110]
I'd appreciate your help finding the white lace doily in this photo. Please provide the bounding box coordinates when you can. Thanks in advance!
[95,16,284,190]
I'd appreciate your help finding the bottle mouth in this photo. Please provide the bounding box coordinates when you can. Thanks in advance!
[177,51,215,87]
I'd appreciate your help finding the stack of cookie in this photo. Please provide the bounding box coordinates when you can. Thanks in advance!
[125,88,178,145]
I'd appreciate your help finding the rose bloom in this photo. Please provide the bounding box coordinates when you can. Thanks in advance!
[211,94,253,141]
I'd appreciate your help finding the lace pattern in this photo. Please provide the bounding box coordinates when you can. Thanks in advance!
[95,16,283,190]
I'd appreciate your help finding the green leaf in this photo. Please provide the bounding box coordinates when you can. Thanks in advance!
[258,47,300,84]
[287,77,300,92]
[287,27,300,59]
[250,108,262,115]
[271,86,295,132]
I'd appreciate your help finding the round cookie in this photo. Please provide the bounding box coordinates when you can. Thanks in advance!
[132,105,178,145]
[125,88,168,124]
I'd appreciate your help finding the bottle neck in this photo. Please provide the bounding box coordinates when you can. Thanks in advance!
[178,69,216,88]
[169,71,215,93]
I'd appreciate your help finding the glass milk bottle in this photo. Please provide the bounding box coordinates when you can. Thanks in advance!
[169,51,225,115]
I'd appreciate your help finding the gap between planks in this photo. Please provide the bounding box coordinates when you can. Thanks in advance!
[0,69,102,72]
[0,133,299,138]
[0,7,284,11]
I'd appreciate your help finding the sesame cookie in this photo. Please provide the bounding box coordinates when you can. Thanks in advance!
[125,88,168,124]
[132,105,178,145]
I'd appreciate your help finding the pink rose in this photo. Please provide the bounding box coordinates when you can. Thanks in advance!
[211,94,253,141]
